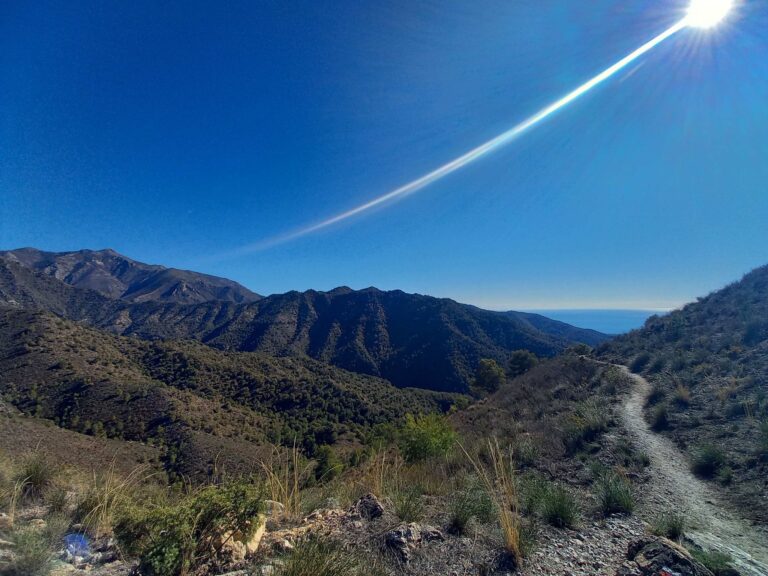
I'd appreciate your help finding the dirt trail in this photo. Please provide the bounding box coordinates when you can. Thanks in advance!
[617,365,768,576]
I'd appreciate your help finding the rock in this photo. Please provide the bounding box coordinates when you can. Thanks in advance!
[264,500,285,517]
[0,512,12,531]
[273,538,294,552]
[353,493,384,520]
[218,514,267,561]
[384,523,444,564]
[623,537,715,576]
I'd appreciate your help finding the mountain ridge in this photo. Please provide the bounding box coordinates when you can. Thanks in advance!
[0,247,609,392]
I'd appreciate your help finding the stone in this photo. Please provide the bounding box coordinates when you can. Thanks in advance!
[0,513,12,531]
[218,514,267,561]
[353,493,384,520]
[384,523,445,564]
[624,537,716,576]
[264,500,285,517]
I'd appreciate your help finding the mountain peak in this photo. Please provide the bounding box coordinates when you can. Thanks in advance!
[0,247,261,305]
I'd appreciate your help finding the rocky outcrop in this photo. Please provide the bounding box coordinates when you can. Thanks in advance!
[618,537,718,576]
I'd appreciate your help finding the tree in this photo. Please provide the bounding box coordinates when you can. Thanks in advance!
[507,350,538,378]
[474,359,506,393]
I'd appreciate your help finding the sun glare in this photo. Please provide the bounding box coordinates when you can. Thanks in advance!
[685,0,735,28]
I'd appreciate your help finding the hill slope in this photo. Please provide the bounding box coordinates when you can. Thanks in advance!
[0,250,608,392]
[0,307,457,478]
[0,247,261,304]
[598,265,768,522]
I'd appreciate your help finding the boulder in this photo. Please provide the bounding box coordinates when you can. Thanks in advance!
[218,514,267,561]
[353,493,384,520]
[384,523,444,564]
[623,537,716,576]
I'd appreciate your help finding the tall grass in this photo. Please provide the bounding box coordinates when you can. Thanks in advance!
[259,442,312,518]
[461,439,522,566]
[75,461,152,538]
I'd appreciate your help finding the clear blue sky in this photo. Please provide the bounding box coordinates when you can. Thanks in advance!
[2,0,767,310]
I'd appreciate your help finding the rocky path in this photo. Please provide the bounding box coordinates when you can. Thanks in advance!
[617,365,768,576]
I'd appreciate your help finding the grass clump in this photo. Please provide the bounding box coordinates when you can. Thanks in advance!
[520,475,578,529]
[115,481,263,576]
[391,485,424,523]
[539,483,579,529]
[399,413,457,463]
[12,453,55,502]
[594,471,634,516]
[690,548,735,576]
[447,475,495,535]
[273,537,368,576]
[651,511,687,540]
[563,400,609,454]
[690,444,727,479]
[2,519,68,576]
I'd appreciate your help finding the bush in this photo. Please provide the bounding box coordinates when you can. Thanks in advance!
[595,472,634,516]
[674,385,691,407]
[447,476,495,535]
[630,352,651,373]
[274,537,364,576]
[314,446,343,483]
[690,444,727,479]
[3,518,67,576]
[759,419,768,456]
[399,414,457,463]
[507,350,538,378]
[651,511,686,540]
[539,484,579,529]
[650,403,669,431]
[115,481,263,576]
[474,358,506,393]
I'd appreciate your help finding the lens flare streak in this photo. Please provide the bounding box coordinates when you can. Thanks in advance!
[237,19,686,254]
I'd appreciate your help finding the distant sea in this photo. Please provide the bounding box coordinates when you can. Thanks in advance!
[528,309,666,335]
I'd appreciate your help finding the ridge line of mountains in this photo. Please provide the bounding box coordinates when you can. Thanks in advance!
[0,247,607,392]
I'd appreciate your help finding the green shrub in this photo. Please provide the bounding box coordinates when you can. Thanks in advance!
[650,403,669,431]
[474,358,506,393]
[630,352,651,373]
[447,476,495,535]
[690,444,727,479]
[399,414,457,463]
[716,465,733,485]
[595,472,634,516]
[539,484,579,529]
[3,517,68,576]
[274,537,363,576]
[759,419,768,456]
[646,383,666,406]
[673,385,691,407]
[690,549,735,576]
[507,350,538,378]
[651,511,686,540]
[314,446,343,483]
[115,481,263,576]
[391,485,424,523]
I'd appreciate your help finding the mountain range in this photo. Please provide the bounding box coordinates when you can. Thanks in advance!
[0,248,607,392]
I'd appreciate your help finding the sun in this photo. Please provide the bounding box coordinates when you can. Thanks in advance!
[685,0,735,28]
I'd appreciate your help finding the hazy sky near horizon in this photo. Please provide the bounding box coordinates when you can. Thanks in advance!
[2,0,768,309]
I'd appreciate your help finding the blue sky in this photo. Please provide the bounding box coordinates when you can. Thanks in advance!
[2,0,767,310]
